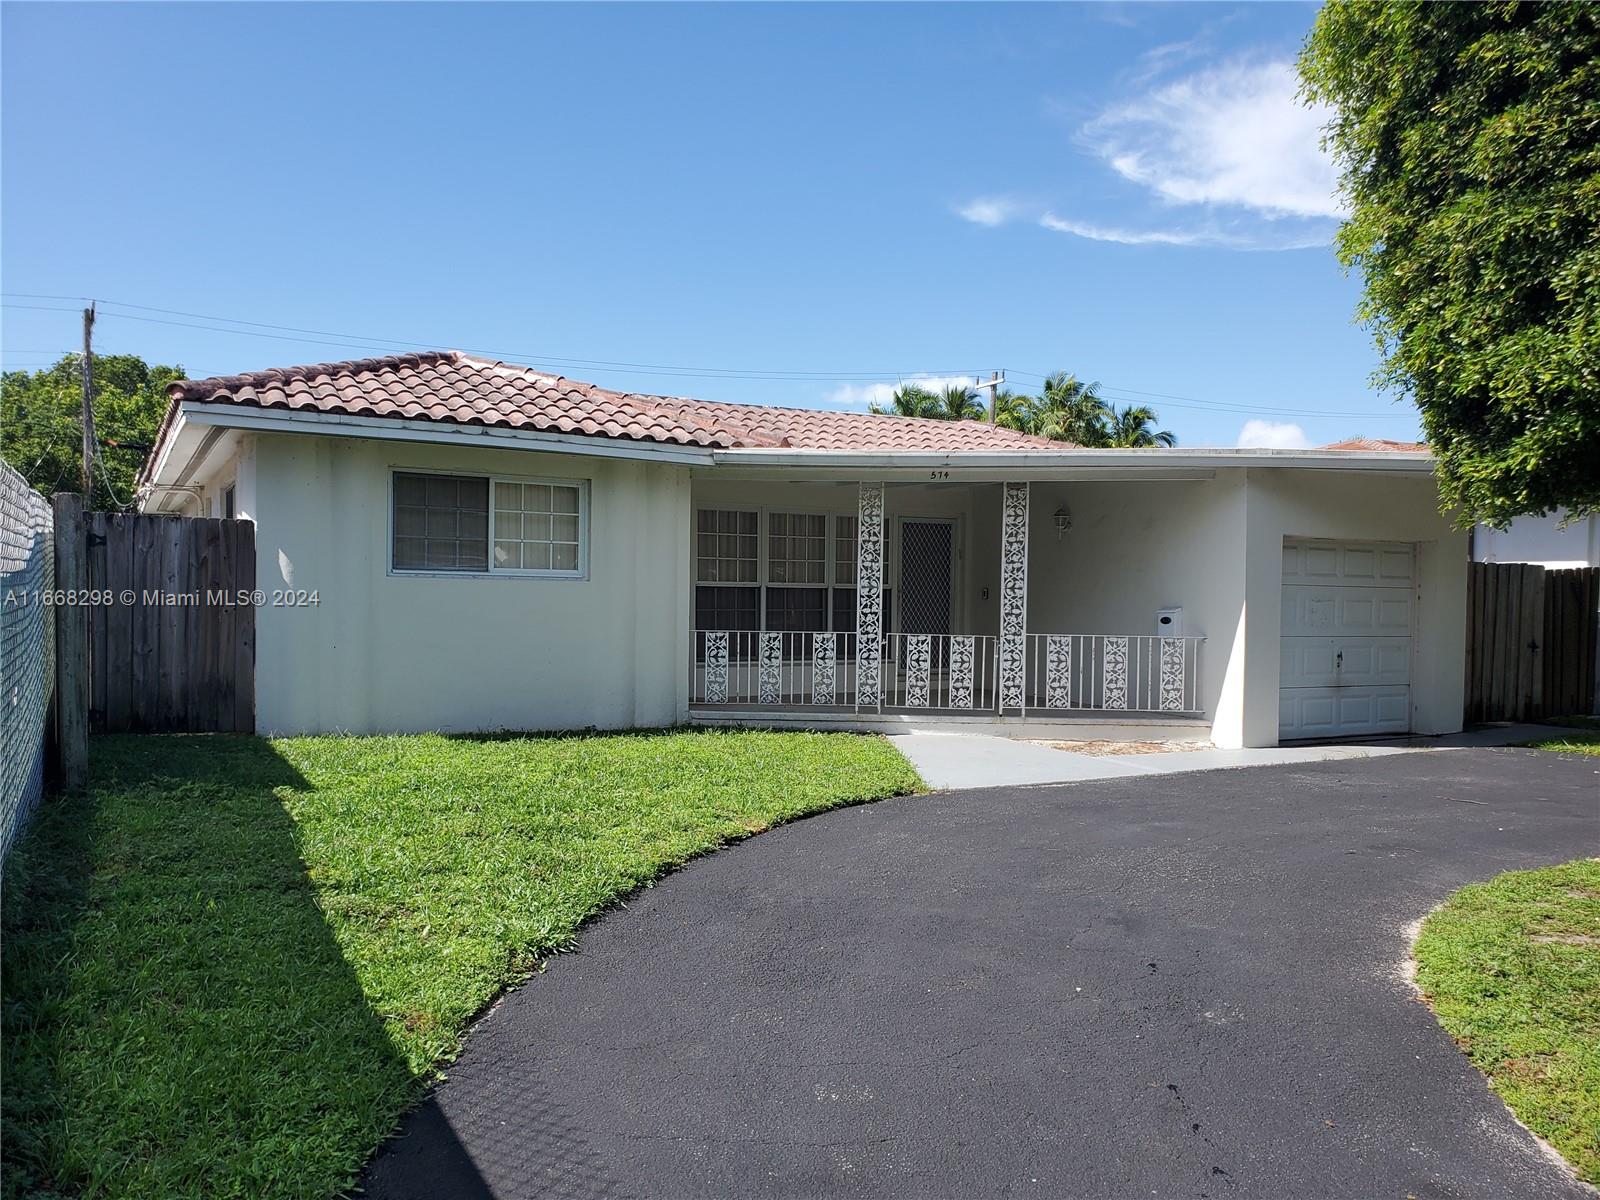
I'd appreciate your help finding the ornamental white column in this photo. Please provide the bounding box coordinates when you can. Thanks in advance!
[855,482,885,709]
[998,481,1029,712]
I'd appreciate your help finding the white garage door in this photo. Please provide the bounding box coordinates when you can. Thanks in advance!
[1280,539,1415,739]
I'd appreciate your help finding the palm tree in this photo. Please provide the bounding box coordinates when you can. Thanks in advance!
[991,388,1037,432]
[1105,404,1177,448]
[868,384,940,419]
[1032,372,1111,445]
[935,383,987,422]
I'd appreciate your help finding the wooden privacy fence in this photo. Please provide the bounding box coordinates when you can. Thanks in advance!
[1466,562,1598,723]
[83,513,256,732]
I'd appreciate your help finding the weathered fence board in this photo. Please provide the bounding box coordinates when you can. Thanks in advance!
[85,513,255,733]
[1466,561,1598,722]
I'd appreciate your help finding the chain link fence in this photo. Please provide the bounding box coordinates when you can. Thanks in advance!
[1,459,55,861]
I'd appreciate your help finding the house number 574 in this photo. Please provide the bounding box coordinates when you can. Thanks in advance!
[929,470,951,480]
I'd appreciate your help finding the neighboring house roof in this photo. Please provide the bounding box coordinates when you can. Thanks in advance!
[165,350,1060,452]
[1321,437,1428,452]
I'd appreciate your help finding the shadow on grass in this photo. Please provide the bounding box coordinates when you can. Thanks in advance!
[0,735,490,1200]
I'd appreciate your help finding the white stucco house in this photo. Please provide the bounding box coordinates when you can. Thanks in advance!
[138,352,1468,748]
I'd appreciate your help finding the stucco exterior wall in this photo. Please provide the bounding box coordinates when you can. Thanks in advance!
[1024,473,1249,740]
[1238,467,1467,747]
[250,433,691,734]
[243,440,1462,746]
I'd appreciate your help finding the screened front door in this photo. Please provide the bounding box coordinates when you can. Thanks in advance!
[899,518,955,635]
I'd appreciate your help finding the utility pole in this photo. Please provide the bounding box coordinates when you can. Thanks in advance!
[976,369,1004,424]
[80,303,96,499]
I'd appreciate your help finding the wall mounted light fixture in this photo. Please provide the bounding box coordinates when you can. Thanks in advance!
[1052,505,1073,539]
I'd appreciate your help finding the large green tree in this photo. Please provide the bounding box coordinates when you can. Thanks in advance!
[1105,404,1177,448]
[1301,1,1599,525]
[1031,372,1113,445]
[868,384,941,419]
[0,354,183,511]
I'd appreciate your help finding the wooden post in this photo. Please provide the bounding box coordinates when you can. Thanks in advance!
[52,493,89,793]
[80,305,96,499]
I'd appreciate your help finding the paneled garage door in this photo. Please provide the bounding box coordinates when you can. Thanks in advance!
[1280,539,1415,739]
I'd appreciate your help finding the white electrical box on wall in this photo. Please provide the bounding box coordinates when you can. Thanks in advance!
[1156,607,1184,637]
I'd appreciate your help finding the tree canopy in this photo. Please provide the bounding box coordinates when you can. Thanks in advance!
[0,354,182,511]
[1301,1,1599,525]
[870,371,1176,447]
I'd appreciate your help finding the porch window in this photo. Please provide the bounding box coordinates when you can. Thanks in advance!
[695,507,876,634]
[695,509,759,630]
[393,471,587,577]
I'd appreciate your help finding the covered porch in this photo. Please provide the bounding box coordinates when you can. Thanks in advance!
[687,477,1210,725]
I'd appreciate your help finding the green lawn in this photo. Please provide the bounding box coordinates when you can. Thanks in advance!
[1414,859,1600,1183]
[1,729,921,1200]
[1517,716,1600,757]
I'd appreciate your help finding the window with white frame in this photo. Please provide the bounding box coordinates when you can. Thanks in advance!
[494,481,583,572]
[392,471,585,576]
[693,508,866,633]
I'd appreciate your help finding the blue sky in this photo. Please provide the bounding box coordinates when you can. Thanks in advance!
[1,2,1422,447]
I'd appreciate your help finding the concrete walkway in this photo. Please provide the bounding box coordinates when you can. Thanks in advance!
[890,723,1557,790]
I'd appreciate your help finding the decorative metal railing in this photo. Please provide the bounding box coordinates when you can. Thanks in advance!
[690,631,1205,716]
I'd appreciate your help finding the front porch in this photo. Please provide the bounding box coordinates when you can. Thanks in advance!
[688,478,1209,728]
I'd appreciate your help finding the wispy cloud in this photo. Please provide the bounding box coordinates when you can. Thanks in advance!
[1236,419,1311,449]
[1038,212,1328,252]
[823,375,978,412]
[1085,58,1341,220]
[959,55,1341,251]
[955,196,1022,227]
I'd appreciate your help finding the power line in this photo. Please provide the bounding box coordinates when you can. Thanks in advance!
[5,291,1415,421]
[5,293,981,383]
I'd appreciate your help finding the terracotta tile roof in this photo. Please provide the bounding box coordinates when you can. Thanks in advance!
[1321,436,1429,452]
[168,350,1062,452]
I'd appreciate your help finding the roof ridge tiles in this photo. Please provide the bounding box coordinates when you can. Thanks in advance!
[165,348,1073,452]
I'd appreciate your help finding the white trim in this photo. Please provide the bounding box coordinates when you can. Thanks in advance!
[160,403,1430,482]
[175,402,718,467]
[709,448,1433,476]
[387,467,591,581]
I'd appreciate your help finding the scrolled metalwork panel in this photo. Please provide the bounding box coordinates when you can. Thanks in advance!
[999,635,1026,711]
[997,482,1030,710]
[949,636,975,709]
[703,632,729,704]
[759,632,783,705]
[1046,635,1073,708]
[1103,635,1129,710]
[855,483,885,706]
[1159,637,1186,712]
[812,633,837,705]
[999,482,1029,637]
[906,635,932,707]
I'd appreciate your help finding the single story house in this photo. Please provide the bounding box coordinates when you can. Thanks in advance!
[138,351,1466,747]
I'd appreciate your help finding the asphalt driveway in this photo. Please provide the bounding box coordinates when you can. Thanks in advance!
[361,749,1599,1199]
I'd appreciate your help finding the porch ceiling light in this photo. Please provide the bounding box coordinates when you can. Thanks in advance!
[1052,505,1073,539]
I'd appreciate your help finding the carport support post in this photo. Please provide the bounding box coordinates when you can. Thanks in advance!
[855,483,885,711]
[998,481,1029,715]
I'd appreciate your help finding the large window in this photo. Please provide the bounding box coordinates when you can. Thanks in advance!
[393,471,586,577]
[694,507,864,632]
[695,509,759,630]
